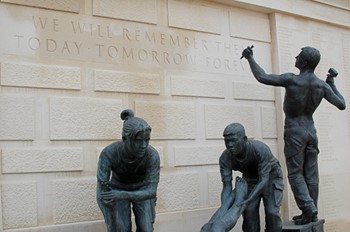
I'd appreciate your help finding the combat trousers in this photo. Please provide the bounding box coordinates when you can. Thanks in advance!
[242,165,284,232]
[284,123,319,213]
[97,188,156,232]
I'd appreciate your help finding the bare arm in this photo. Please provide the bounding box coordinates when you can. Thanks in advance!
[101,149,160,204]
[324,75,346,110]
[238,144,271,206]
[241,46,291,87]
[101,183,158,203]
[97,151,112,192]
[238,176,268,207]
[221,181,233,205]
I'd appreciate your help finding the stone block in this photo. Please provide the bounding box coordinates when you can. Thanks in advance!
[168,0,222,34]
[229,7,271,42]
[0,221,106,232]
[94,69,160,94]
[1,0,79,12]
[261,106,278,138]
[157,172,201,212]
[1,62,81,90]
[1,182,38,229]
[154,146,165,168]
[0,94,35,140]
[173,145,223,166]
[49,97,123,140]
[92,0,157,24]
[205,104,256,139]
[97,145,164,167]
[52,178,102,224]
[282,219,325,232]
[135,101,196,139]
[207,171,221,207]
[171,75,225,98]
[267,143,279,157]
[1,147,83,173]
[233,81,275,101]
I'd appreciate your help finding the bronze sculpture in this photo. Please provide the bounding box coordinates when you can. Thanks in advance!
[96,109,160,232]
[241,46,346,224]
[203,123,284,232]
[201,176,248,232]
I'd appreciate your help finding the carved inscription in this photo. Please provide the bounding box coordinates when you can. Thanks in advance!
[0,7,254,74]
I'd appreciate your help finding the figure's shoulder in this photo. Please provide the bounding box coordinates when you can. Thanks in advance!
[219,150,230,162]
[284,72,300,82]
[249,139,265,146]
[147,145,161,160]
[313,75,327,86]
[101,141,122,156]
[249,140,271,153]
[276,72,297,86]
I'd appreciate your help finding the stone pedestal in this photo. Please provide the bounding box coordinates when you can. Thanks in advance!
[282,219,325,232]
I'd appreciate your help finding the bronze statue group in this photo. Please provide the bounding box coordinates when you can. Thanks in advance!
[96,46,346,232]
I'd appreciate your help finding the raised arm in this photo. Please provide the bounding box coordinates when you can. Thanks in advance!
[241,46,291,87]
[324,74,346,110]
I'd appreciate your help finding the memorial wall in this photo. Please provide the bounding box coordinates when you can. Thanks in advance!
[0,0,349,231]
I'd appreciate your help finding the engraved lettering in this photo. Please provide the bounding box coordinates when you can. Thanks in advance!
[122,47,134,59]
[152,51,159,63]
[186,55,197,65]
[184,37,190,48]
[47,39,57,52]
[213,58,221,69]
[97,25,104,38]
[170,35,180,47]
[9,16,248,73]
[163,52,170,64]
[61,41,71,54]
[224,59,230,70]
[53,19,59,32]
[206,57,211,67]
[160,34,166,45]
[145,32,156,43]
[108,46,118,58]
[224,43,231,53]
[173,53,182,65]
[135,30,141,42]
[32,16,47,30]
[215,41,222,52]
[74,42,83,55]
[233,44,240,55]
[28,37,40,50]
[123,28,131,41]
[193,38,199,49]
[71,21,84,34]
[96,44,104,56]
[138,49,148,61]
[202,40,208,51]
[14,35,24,48]
[107,26,112,38]
[90,24,95,36]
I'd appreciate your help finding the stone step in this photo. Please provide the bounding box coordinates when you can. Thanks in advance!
[282,219,325,232]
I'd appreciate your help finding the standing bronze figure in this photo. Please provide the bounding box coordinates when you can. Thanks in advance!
[97,109,160,232]
[241,46,346,224]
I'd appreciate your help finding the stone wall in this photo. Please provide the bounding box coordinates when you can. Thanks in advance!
[0,0,349,231]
